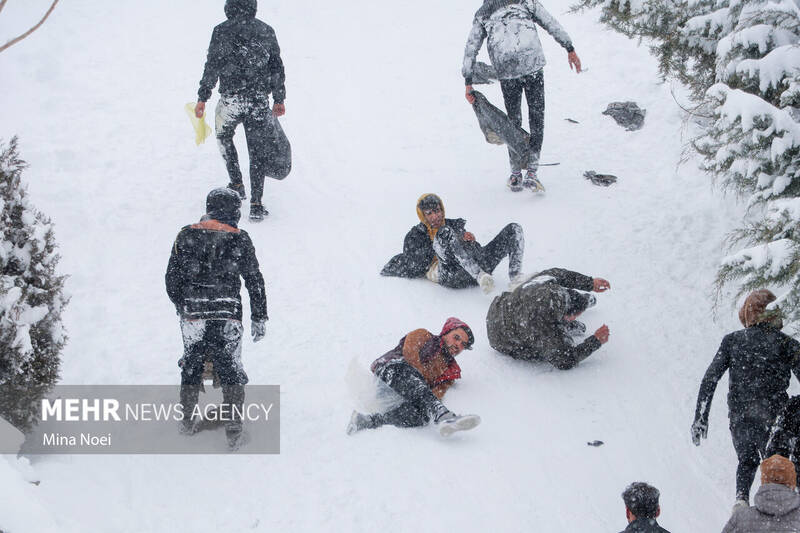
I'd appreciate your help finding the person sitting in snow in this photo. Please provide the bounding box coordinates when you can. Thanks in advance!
[691,289,800,508]
[347,317,481,437]
[485,268,610,370]
[380,193,525,294]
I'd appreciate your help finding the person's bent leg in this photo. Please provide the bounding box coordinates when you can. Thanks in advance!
[374,402,430,428]
[731,417,769,501]
[243,98,272,205]
[179,319,209,433]
[207,319,248,446]
[500,77,525,174]
[478,223,524,278]
[215,96,245,189]
[374,362,448,422]
[433,226,483,286]
[524,71,545,171]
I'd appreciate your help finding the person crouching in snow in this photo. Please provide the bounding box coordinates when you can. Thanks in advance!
[692,289,800,507]
[486,268,610,370]
[347,318,481,437]
[380,193,525,294]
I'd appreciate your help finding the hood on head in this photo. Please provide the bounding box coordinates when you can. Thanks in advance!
[416,193,444,240]
[563,289,595,317]
[739,289,782,329]
[440,317,474,350]
[206,187,242,227]
[754,483,800,517]
[225,0,257,19]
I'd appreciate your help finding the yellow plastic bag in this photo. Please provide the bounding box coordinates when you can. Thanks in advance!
[185,102,212,145]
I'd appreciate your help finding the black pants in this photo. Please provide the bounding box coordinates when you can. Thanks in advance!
[500,71,544,172]
[215,93,274,204]
[434,223,524,288]
[731,416,772,501]
[179,319,248,435]
[373,361,445,428]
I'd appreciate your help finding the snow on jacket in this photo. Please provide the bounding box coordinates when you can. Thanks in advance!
[768,395,800,461]
[462,0,574,84]
[618,518,671,533]
[722,483,800,532]
[165,218,267,322]
[694,323,800,428]
[370,329,461,389]
[486,268,600,370]
[198,0,286,103]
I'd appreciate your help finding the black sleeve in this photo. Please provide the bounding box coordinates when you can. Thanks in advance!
[536,268,594,291]
[239,232,268,321]
[694,336,731,425]
[447,218,467,235]
[267,29,286,104]
[198,27,223,102]
[786,336,800,384]
[548,335,602,370]
[165,232,186,311]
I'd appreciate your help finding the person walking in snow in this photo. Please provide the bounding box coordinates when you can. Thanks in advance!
[692,289,800,506]
[380,193,525,294]
[462,0,581,192]
[619,482,671,533]
[485,268,610,370]
[347,317,481,437]
[194,0,287,222]
[722,454,800,532]
[165,187,268,450]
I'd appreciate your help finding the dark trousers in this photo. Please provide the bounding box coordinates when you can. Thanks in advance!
[434,223,524,288]
[215,93,274,204]
[179,319,248,435]
[373,361,445,428]
[731,416,772,501]
[500,71,545,172]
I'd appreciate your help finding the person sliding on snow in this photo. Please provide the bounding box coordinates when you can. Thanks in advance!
[165,187,268,450]
[194,0,286,222]
[485,268,610,369]
[380,193,525,294]
[462,0,581,192]
[692,289,800,508]
[347,317,481,437]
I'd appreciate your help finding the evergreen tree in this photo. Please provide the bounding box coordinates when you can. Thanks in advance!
[0,137,67,432]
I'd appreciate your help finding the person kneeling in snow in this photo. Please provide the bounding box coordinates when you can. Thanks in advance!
[380,193,525,294]
[485,268,610,370]
[165,188,268,450]
[347,318,481,437]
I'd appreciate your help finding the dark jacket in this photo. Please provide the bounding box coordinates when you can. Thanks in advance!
[486,268,600,370]
[694,324,800,427]
[619,518,670,533]
[198,0,286,103]
[165,219,267,322]
[381,218,467,279]
[767,395,800,460]
[722,483,800,532]
[370,329,460,389]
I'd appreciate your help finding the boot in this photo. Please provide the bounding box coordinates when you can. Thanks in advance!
[228,182,246,200]
[522,169,545,192]
[179,385,201,435]
[249,202,268,222]
[346,411,382,435]
[434,410,481,437]
[507,171,523,192]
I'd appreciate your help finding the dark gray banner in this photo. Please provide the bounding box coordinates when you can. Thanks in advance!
[5,385,280,454]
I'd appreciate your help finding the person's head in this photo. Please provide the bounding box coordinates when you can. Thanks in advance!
[562,290,595,320]
[440,317,474,356]
[416,194,445,230]
[206,187,242,227]
[739,289,782,329]
[622,482,660,523]
[761,454,797,489]
[225,0,257,19]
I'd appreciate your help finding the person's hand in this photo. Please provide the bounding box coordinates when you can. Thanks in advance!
[477,271,494,294]
[568,51,582,73]
[465,85,475,104]
[593,324,609,344]
[593,278,610,292]
[195,101,206,118]
[463,231,476,242]
[252,320,266,342]
[273,103,285,117]
[691,419,708,446]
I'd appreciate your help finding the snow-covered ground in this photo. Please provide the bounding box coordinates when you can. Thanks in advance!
[0,1,786,531]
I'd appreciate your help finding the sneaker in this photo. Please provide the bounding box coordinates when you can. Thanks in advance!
[249,202,268,222]
[179,418,199,436]
[523,170,545,192]
[434,411,481,437]
[228,182,246,200]
[346,411,380,435]
[732,499,749,513]
[507,172,523,192]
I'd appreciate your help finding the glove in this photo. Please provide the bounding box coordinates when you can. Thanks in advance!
[477,271,495,294]
[252,319,266,342]
[691,419,707,446]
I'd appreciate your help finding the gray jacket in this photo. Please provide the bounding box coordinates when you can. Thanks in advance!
[462,0,574,84]
[722,484,800,532]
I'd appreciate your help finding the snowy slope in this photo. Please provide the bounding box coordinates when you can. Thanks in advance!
[0,0,781,531]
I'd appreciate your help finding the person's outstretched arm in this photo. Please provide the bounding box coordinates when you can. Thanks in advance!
[526,0,581,73]
[196,27,224,117]
[692,337,731,445]
[462,18,486,102]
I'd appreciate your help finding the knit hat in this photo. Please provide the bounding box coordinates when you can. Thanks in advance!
[739,289,781,328]
[761,454,796,488]
[440,317,474,350]
[206,187,242,227]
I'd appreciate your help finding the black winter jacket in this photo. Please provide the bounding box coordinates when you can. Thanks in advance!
[695,324,800,426]
[198,0,286,103]
[619,518,671,533]
[381,218,467,278]
[165,219,267,322]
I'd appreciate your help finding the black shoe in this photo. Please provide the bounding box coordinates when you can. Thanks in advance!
[346,411,381,435]
[249,202,268,222]
[228,182,246,200]
[507,173,523,192]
